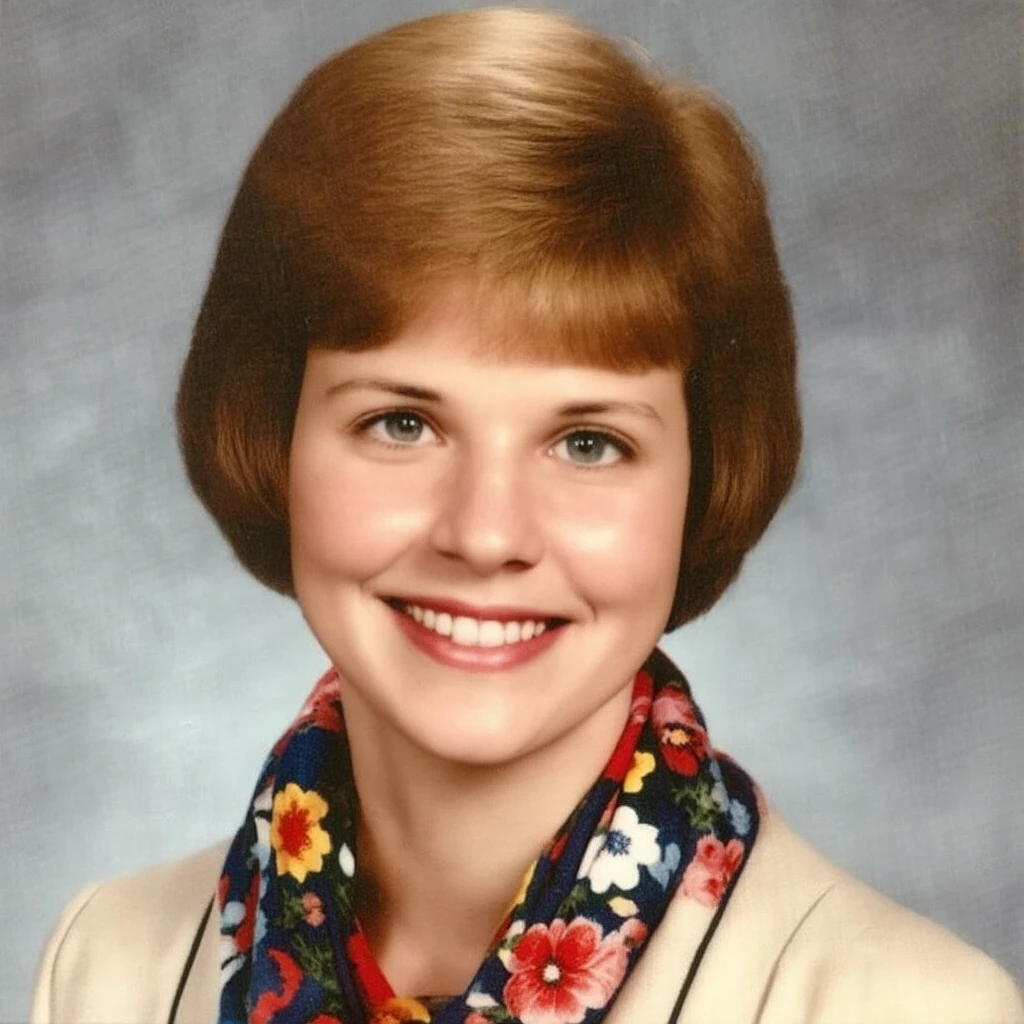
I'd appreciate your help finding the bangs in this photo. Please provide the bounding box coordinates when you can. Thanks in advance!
[468,259,694,372]
[312,259,695,375]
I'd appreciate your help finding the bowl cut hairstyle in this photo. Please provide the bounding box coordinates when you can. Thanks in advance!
[177,7,801,631]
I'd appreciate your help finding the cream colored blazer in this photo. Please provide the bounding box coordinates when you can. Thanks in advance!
[31,810,1023,1024]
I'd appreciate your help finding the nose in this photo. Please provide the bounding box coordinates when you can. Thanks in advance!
[428,444,544,574]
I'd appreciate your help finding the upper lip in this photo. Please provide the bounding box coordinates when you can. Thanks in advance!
[385,595,567,624]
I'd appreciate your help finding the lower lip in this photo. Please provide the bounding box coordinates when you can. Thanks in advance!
[387,604,565,672]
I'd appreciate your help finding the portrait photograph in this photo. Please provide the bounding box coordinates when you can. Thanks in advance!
[3,2,1021,1022]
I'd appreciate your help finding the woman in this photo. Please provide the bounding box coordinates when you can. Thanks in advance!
[31,8,1022,1023]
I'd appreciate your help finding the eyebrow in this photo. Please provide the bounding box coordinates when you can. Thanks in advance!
[327,378,441,403]
[326,378,663,423]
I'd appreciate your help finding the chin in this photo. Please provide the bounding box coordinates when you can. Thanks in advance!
[394,695,556,769]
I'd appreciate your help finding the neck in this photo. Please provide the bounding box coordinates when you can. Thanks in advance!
[340,678,633,998]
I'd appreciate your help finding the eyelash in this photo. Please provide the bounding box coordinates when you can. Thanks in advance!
[352,409,636,468]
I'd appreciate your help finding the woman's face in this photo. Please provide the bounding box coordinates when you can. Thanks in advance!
[289,299,690,767]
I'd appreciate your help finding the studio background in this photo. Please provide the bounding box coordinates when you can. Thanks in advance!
[2,0,1021,1015]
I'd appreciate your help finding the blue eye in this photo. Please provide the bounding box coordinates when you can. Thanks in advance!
[360,411,436,446]
[554,431,629,466]
[356,414,631,465]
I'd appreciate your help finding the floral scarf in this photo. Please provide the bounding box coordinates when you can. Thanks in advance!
[218,647,758,1024]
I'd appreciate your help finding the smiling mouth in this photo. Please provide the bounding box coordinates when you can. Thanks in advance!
[383,598,569,648]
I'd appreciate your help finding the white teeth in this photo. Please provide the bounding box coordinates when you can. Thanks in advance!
[451,616,479,646]
[401,604,554,647]
[478,621,506,647]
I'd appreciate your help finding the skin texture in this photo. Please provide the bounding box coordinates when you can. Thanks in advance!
[287,295,690,994]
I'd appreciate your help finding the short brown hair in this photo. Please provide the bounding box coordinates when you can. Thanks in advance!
[176,8,800,631]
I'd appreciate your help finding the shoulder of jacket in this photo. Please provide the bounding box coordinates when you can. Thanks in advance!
[679,810,1023,1023]
[766,876,1024,1023]
[677,807,850,1021]
[752,826,1024,1024]
[30,841,229,1024]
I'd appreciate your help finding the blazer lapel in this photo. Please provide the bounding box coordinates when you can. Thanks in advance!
[171,891,221,1023]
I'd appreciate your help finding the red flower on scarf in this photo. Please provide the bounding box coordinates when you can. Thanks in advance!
[549,830,570,862]
[251,949,303,1024]
[297,684,344,734]
[347,930,395,1007]
[504,917,630,1024]
[219,871,259,957]
[630,672,654,723]
[651,689,708,776]
[271,673,343,754]
[680,835,744,907]
[602,671,653,782]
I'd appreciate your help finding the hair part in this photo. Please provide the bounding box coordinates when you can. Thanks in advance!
[177,7,801,630]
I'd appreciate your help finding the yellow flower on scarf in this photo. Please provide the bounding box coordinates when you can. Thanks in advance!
[371,996,431,1022]
[507,860,536,913]
[623,750,656,794]
[270,783,331,882]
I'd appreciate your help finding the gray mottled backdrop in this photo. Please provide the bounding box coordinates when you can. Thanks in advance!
[2,0,1021,1015]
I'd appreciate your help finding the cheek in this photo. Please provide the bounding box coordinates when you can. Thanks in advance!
[288,445,432,580]
[549,476,687,611]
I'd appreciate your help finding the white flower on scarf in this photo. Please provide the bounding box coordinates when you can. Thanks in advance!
[220,933,245,984]
[253,784,273,815]
[578,806,661,894]
[252,815,271,871]
[339,842,355,877]
[222,900,245,928]
[711,780,729,811]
